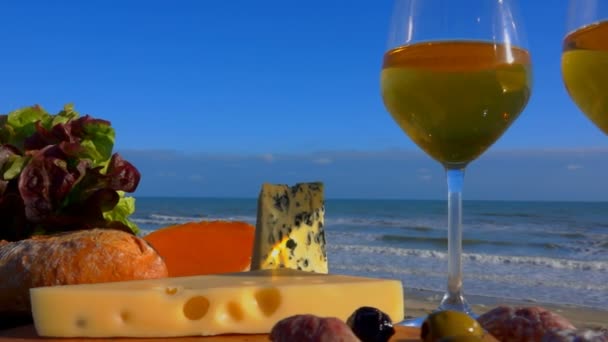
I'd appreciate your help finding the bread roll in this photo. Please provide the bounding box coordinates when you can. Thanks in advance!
[0,228,168,317]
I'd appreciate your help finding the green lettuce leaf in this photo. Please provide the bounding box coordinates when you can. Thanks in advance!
[2,154,27,180]
[103,192,140,235]
[51,103,79,126]
[2,105,49,149]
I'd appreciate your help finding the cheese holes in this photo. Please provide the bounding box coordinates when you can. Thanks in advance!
[183,296,210,320]
[75,317,87,329]
[227,301,244,321]
[165,287,178,295]
[254,287,281,317]
[120,310,132,323]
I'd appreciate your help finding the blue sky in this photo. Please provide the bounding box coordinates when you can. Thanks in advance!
[1,1,607,200]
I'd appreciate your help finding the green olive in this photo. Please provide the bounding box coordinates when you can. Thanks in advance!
[420,310,484,342]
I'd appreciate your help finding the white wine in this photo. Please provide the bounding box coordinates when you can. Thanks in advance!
[562,20,608,135]
[381,41,532,167]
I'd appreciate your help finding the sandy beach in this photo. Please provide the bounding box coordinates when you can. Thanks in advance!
[404,287,608,330]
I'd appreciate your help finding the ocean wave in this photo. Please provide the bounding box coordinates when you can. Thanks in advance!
[478,212,541,218]
[565,238,608,256]
[329,244,608,272]
[134,212,442,231]
[132,214,256,226]
[132,214,203,225]
[554,232,588,239]
[331,264,608,293]
[380,234,561,250]
[378,234,540,248]
[326,217,440,230]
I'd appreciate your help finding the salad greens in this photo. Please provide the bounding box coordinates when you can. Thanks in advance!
[0,104,141,241]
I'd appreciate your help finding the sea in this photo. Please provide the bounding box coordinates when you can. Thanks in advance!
[131,198,608,311]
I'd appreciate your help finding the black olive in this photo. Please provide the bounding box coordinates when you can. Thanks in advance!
[346,306,395,342]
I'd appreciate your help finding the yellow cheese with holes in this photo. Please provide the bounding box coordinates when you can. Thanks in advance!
[30,269,404,337]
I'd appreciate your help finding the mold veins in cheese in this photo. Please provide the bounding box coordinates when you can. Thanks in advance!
[30,269,405,338]
[251,182,327,273]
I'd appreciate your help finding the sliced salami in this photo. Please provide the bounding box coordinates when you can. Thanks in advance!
[477,306,576,342]
[270,314,361,342]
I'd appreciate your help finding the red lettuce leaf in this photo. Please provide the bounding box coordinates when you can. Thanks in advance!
[0,105,141,241]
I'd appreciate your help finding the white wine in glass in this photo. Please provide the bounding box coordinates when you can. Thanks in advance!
[381,0,532,322]
[562,0,608,134]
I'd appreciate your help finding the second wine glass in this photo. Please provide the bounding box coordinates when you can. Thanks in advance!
[562,0,608,135]
[381,0,533,321]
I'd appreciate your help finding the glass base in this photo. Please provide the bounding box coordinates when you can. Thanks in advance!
[400,315,428,327]
[438,292,476,317]
[397,294,477,328]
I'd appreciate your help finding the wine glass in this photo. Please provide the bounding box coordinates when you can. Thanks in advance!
[380,0,533,323]
[562,0,608,135]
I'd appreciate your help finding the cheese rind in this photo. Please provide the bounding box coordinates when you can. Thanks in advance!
[251,182,327,273]
[30,269,404,338]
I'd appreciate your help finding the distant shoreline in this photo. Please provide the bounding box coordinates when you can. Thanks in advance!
[132,196,608,204]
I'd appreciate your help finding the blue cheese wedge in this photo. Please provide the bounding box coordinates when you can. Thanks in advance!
[251,182,327,273]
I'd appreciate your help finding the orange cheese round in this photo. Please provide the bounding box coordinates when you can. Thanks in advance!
[143,220,255,277]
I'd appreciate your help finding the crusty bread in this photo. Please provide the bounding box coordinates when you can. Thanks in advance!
[0,228,168,317]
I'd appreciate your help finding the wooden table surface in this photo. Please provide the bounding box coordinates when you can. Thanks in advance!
[0,324,499,342]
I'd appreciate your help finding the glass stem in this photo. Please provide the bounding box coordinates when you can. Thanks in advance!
[439,167,474,315]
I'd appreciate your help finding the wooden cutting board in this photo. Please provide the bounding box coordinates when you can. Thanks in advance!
[0,324,498,341]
